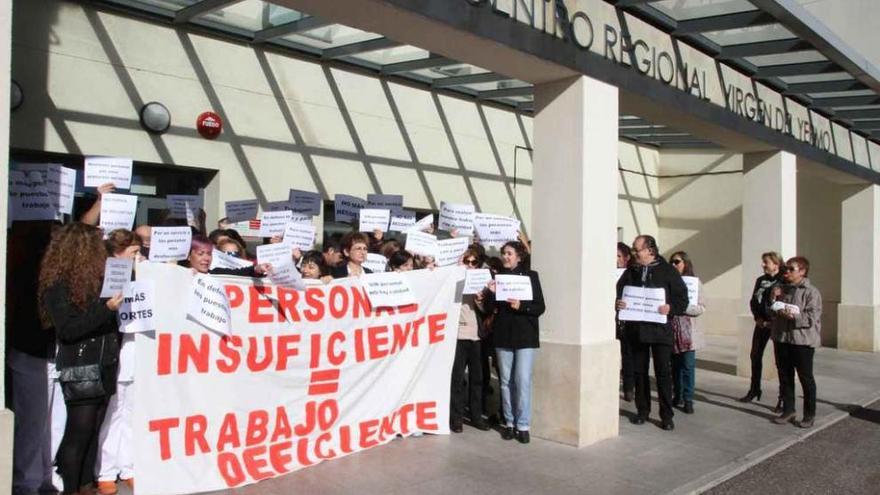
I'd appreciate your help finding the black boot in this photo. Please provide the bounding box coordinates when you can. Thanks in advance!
[738,389,762,403]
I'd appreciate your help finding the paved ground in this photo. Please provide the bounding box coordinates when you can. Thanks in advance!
[706,398,880,495]
[114,336,880,495]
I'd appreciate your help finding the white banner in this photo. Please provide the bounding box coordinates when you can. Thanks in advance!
[495,274,533,301]
[134,264,462,495]
[84,156,133,189]
[438,201,475,236]
[99,193,138,232]
[682,276,700,307]
[149,227,192,262]
[619,285,667,324]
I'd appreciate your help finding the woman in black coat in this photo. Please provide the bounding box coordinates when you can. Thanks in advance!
[488,241,545,444]
[38,223,123,495]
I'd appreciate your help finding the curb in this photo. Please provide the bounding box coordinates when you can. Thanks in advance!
[666,390,880,495]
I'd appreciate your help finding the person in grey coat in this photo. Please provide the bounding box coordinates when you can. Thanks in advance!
[769,256,822,428]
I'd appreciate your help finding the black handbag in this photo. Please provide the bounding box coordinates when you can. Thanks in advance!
[57,335,106,402]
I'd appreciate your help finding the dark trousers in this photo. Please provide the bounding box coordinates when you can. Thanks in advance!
[451,339,483,424]
[748,326,773,393]
[57,400,108,493]
[774,342,816,417]
[632,340,674,422]
[620,337,635,395]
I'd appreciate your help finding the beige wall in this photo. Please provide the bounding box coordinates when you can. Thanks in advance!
[658,151,744,336]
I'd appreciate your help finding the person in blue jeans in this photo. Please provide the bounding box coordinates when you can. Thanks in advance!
[669,251,706,415]
[487,241,545,444]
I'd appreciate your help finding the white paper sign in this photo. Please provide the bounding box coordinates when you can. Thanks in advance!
[619,286,667,324]
[224,200,259,223]
[149,227,192,262]
[495,274,533,301]
[463,269,492,295]
[268,260,305,289]
[682,276,700,307]
[334,194,366,223]
[166,194,202,222]
[265,200,291,212]
[389,210,417,232]
[259,210,293,237]
[771,301,801,315]
[100,257,133,298]
[407,214,434,233]
[288,189,322,216]
[439,201,475,236]
[363,253,389,273]
[405,231,438,257]
[210,249,253,270]
[18,163,77,215]
[283,222,316,251]
[256,243,293,267]
[188,274,232,335]
[99,193,138,232]
[436,237,470,267]
[84,156,133,189]
[360,272,417,307]
[359,208,391,232]
[473,213,520,247]
[118,281,155,333]
[367,194,403,215]
[9,171,58,222]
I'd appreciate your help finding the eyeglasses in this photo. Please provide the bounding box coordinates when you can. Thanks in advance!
[224,251,240,258]
[785,265,799,272]
[671,259,682,265]
[464,258,479,266]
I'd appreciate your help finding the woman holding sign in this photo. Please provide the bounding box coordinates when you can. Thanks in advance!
[616,235,689,431]
[669,251,706,415]
[770,257,822,428]
[38,223,123,495]
[488,241,545,444]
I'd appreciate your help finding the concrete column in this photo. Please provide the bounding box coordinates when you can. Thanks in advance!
[0,0,14,492]
[531,76,619,447]
[838,185,880,352]
[736,151,797,380]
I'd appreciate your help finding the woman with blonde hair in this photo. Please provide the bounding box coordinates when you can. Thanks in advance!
[39,223,123,495]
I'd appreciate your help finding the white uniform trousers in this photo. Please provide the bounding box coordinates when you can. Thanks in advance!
[96,381,134,481]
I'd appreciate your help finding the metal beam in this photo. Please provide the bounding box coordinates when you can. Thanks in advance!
[811,95,880,108]
[253,16,332,43]
[322,37,402,59]
[673,11,777,35]
[478,86,533,99]
[784,79,867,94]
[719,38,812,59]
[834,109,880,120]
[614,0,667,6]
[432,72,513,88]
[381,55,455,74]
[174,0,241,24]
[755,61,841,78]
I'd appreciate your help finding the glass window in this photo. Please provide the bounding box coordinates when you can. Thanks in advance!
[745,50,827,67]
[703,24,794,45]
[652,0,757,21]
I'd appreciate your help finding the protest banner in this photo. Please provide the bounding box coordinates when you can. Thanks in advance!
[9,170,58,222]
[389,210,416,232]
[358,208,390,233]
[167,195,203,222]
[404,231,437,258]
[366,194,403,215]
[283,222,317,251]
[187,274,233,335]
[360,272,418,307]
[268,260,305,289]
[473,213,519,247]
[436,237,470,267]
[334,194,365,224]
[101,257,134,298]
[495,274,533,301]
[681,276,700,307]
[462,269,492,295]
[134,264,462,495]
[438,202,475,236]
[100,193,138,232]
[118,281,155,334]
[256,243,293,268]
[362,253,388,274]
[265,201,292,212]
[289,189,322,216]
[259,211,293,237]
[150,227,192,262]
[84,156,133,189]
[16,163,77,215]
[224,200,259,223]
[618,286,667,324]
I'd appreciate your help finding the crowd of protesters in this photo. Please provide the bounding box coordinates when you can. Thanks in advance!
[7,183,824,495]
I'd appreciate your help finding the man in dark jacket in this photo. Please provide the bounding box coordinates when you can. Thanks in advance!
[616,235,689,430]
